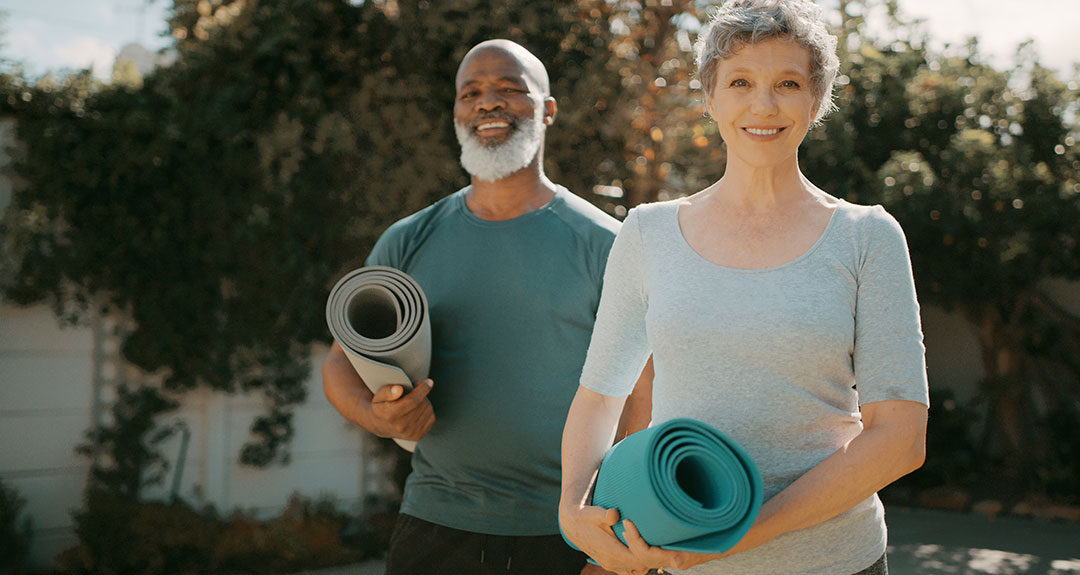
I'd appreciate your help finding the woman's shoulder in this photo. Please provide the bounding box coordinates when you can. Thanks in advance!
[628,197,681,216]
[832,198,903,232]
[827,198,911,260]
[625,197,682,228]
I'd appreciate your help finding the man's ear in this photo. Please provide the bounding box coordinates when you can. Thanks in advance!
[543,97,557,125]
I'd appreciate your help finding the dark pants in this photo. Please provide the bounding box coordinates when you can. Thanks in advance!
[853,553,888,575]
[385,513,588,575]
[641,552,887,575]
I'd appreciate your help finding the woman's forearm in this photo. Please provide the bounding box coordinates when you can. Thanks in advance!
[560,386,626,512]
[720,400,927,558]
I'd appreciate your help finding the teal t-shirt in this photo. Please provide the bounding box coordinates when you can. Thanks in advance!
[365,185,620,535]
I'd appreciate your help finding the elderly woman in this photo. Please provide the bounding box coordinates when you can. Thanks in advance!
[558,1,929,574]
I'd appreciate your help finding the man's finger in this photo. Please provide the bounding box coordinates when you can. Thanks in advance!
[397,378,434,408]
[371,384,405,404]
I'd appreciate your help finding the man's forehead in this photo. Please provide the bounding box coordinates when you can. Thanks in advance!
[455,43,549,94]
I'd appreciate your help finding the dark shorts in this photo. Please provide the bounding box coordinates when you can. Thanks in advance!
[385,513,588,575]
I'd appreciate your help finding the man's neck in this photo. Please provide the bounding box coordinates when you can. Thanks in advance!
[465,161,557,221]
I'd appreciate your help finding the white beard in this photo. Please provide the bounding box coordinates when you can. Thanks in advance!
[454,109,544,182]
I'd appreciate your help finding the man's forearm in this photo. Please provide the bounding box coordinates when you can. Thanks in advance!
[322,342,382,435]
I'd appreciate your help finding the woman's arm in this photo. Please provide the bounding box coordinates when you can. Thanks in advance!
[625,399,927,570]
[614,356,654,443]
[560,386,655,573]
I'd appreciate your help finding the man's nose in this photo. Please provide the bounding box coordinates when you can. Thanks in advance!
[476,90,505,113]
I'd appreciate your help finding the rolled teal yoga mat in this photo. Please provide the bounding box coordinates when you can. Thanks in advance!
[574,418,762,556]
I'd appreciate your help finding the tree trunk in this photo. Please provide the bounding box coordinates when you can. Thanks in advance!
[975,302,1031,486]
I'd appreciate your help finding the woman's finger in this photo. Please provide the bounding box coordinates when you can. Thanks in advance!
[622,519,682,570]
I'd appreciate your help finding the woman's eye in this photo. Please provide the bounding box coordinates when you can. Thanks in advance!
[730,79,749,87]
[780,80,800,88]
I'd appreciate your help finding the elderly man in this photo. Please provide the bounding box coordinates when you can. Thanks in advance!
[322,40,649,575]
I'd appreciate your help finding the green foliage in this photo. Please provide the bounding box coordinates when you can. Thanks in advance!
[56,491,371,575]
[2,0,437,465]
[897,389,978,490]
[2,0,1078,497]
[57,490,216,575]
[0,0,657,465]
[801,2,1080,489]
[77,384,180,498]
[0,478,33,575]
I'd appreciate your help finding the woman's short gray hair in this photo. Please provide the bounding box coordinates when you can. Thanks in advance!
[695,0,840,124]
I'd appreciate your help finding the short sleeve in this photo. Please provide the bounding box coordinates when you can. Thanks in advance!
[852,207,930,406]
[579,208,652,397]
[364,219,409,268]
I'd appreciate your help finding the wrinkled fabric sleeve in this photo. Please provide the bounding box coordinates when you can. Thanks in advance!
[579,208,652,398]
[852,207,929,406]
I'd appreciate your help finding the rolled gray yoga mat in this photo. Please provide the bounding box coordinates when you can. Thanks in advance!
[568,418,762,560]
[326,266,431,452]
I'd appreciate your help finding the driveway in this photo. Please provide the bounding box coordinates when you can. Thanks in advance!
[886,506,1080,574]
[293,506,1080,575]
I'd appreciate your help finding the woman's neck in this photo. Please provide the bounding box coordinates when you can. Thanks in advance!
[708,153,812,213]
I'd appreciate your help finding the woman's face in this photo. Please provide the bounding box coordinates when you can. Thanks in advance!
[705,38,818,170]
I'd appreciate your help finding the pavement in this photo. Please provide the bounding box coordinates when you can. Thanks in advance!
[883,506,1080,574]
[292,506,1080,575]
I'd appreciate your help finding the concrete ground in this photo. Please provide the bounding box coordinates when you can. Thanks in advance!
[884,506,1080,574]
[293,506,1080,575]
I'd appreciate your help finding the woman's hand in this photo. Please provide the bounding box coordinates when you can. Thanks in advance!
[560,504,650,574]
[560,507,711,575]
[619,518,699,572]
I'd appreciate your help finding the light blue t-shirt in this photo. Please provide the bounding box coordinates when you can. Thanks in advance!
[580,198,929,575]
[366,185,620,536]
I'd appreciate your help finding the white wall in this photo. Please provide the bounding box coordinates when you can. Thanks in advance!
[0,304,398,570]
[137,344,400,516]
[0,114,400,570]
[0,305,96,567]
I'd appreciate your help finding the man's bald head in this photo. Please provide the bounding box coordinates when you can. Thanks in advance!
[456,39,550,96]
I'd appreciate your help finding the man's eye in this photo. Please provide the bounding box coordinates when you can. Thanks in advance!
[459,91,478,99]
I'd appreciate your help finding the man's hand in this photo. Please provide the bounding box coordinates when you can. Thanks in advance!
[370,380,436,441]
[322,341,436,441]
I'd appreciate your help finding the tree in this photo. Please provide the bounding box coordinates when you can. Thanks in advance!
[2,0,425,465]
[0,0,635,466]
[802,3,1080,494]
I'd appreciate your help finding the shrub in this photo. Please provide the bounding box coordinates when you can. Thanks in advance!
[0,478,33,575]
[56,491,379,575]
[56,490,217,575]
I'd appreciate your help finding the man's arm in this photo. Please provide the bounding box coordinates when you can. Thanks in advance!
[321,340,435,441]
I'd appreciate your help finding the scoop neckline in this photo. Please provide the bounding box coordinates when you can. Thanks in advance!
[670,198,842,274]
[455,185,564,228]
